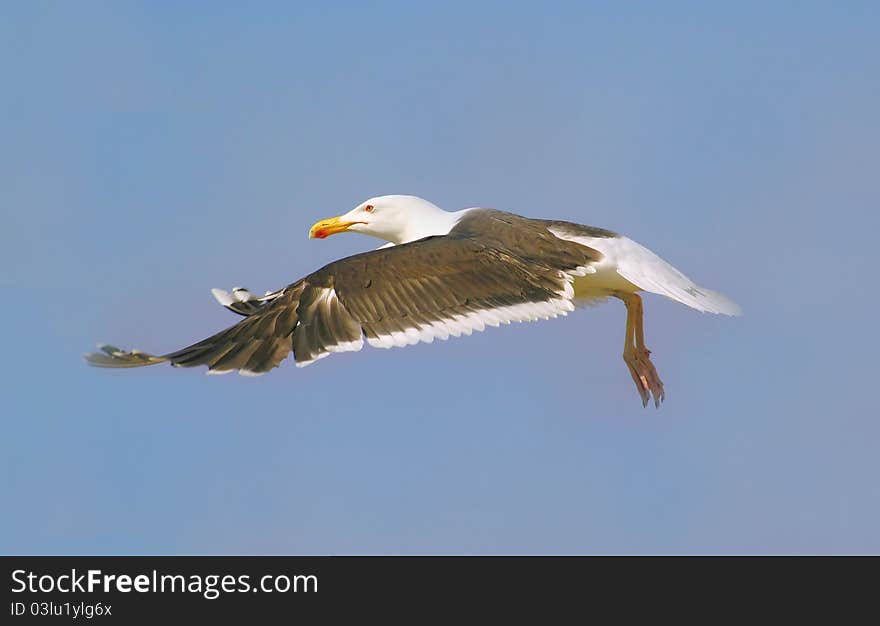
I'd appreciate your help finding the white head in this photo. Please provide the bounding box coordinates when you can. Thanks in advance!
[309,195,457,245]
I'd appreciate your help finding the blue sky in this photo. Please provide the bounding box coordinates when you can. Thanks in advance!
[2,2,878,554]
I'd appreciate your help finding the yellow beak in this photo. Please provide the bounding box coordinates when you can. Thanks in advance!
[309,216,363,239]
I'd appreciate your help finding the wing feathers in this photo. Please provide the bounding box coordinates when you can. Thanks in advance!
[87,210,604,375]
[86,284,305,375]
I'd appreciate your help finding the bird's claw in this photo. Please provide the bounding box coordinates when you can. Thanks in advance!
[624,348,665,408]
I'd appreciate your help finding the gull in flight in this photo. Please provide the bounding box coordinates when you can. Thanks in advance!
[86,195,741,407]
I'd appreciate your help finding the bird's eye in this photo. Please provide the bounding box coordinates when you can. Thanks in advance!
[364,204,375,213]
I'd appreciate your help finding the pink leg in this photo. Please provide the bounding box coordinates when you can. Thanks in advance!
[617,292,665,408]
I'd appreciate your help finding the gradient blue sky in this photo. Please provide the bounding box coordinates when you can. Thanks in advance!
[2,2,878,554]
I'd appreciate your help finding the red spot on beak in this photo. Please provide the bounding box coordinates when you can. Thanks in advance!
[313,229,328,239]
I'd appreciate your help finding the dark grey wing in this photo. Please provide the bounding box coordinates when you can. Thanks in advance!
[86,210,605,375]
[288,214,603,365]
[86,283,306,375]
[533,219,618,241]
[211,286,287,317]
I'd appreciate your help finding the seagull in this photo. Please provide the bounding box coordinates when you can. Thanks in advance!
[86,195,740,407]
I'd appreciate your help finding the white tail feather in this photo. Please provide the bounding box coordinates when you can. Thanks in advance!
[610,237,741,315]
[548,227,741,316]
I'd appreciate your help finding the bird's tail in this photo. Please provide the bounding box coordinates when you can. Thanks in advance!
[611,237,742,316]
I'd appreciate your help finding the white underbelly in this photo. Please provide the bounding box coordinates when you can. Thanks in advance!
[571,264,639,306]
[548,227,640,306]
